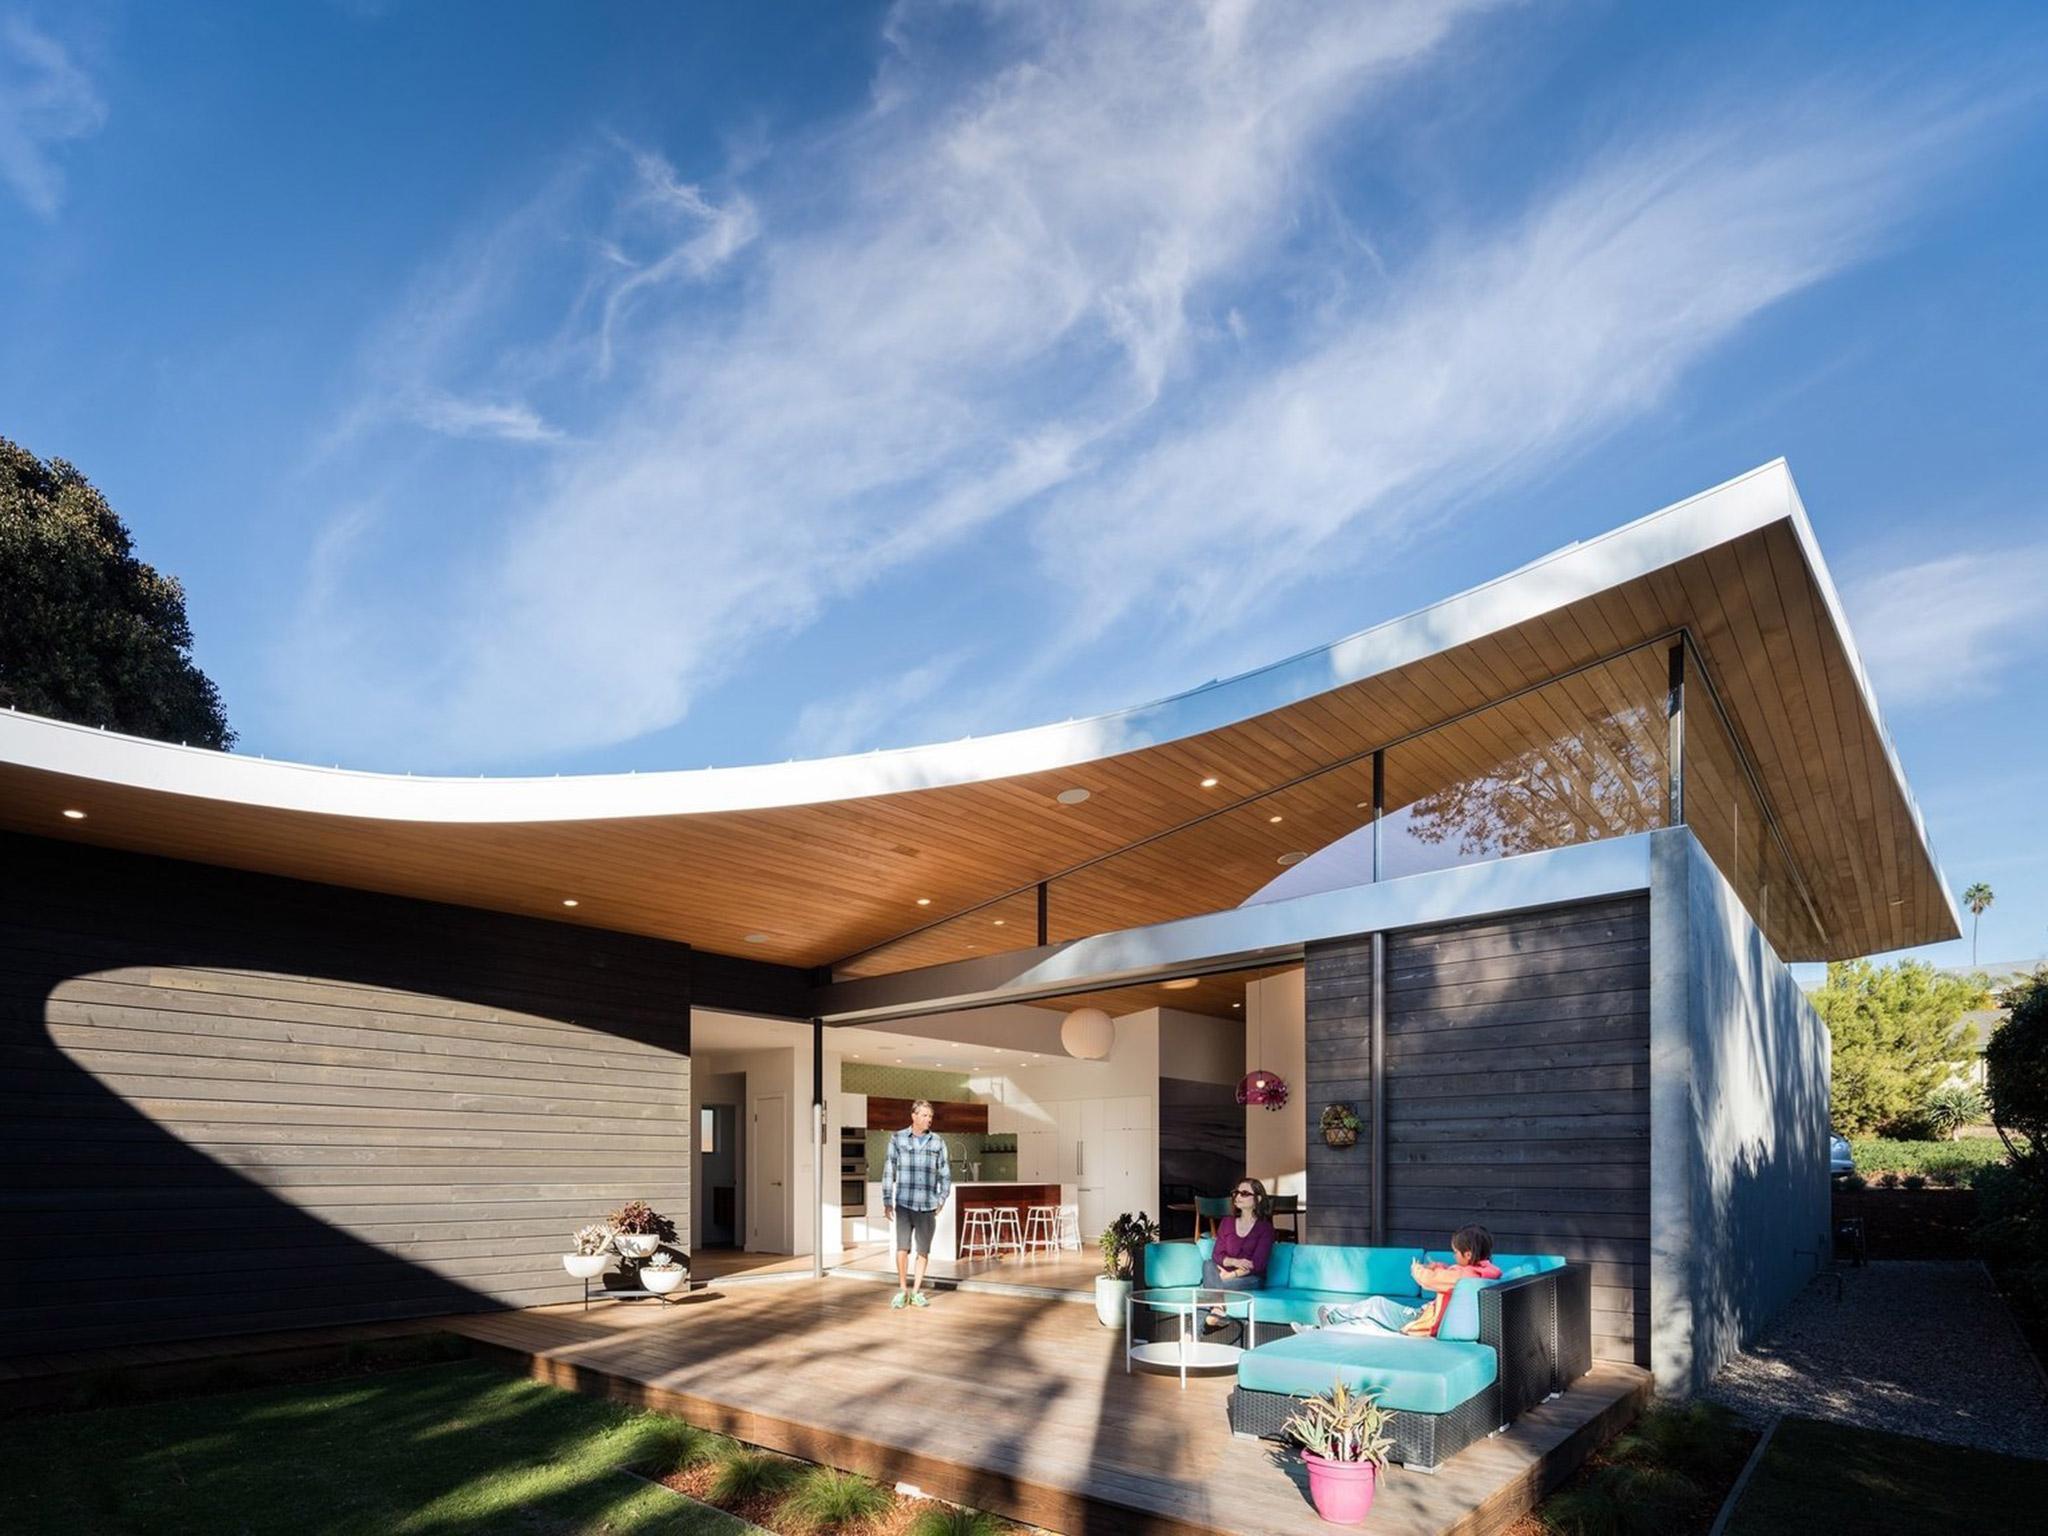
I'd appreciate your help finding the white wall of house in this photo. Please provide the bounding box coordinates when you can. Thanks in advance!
[691,1010,828,1259]
[1161,1006,1246,1085]
[1244,967,1307,1201]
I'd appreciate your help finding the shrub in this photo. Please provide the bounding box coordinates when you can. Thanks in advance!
[1842,1173,1867,1191]
[908,1509,1008,1536]
[1927,1083,1987,1140]
[1281,1380,1394,1466]
[1903,1174,1928,1191]
[780,1468,892,1530]
[629,1417,723,1475]
[1988,969,2048,1197]
[709,1449,803,1506]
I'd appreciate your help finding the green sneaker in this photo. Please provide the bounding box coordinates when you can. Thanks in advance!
[890,1291,909,1309]
[910,1291,931,1308]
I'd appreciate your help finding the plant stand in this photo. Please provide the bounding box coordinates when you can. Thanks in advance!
[581,1265,689,1311]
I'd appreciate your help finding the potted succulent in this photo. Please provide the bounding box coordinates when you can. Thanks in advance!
[1095,1211,1160,1328]
[563,1223,613,1279]
[607,1199,677,1259]
[1283,1380,1393,1525]
[1320,1103,1362,1149]
[640,1248,687,1295]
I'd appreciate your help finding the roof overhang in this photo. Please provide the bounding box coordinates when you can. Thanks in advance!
[0,460,1959,964]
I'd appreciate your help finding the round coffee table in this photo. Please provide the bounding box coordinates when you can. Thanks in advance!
[1126,1286,1256,1389]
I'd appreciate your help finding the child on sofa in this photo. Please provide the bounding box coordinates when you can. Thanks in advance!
[1297,1224,1501,1337]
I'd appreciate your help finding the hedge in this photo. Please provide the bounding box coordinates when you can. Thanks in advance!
[1849,1138,2012,1181]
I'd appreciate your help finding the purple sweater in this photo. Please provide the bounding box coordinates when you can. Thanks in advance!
[1213,1217,1275,1278]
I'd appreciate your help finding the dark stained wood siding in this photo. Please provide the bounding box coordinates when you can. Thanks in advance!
[1303,934,1375,1245]
[0,833,691,1358]
[694,949,812,1020]
[1306,896,1651,1366]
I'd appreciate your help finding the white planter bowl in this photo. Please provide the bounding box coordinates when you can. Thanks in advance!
[563,1253,609,1279]
[613,1233,661,1258]
[641,1266,685,1294]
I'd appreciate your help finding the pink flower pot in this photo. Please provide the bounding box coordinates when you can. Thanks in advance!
[1301,1451,1378,1525]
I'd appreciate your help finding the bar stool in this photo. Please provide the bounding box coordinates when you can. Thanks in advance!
[1022,1205,1059,1255]
[990,1207,1025,1257]
[959,1206,998,1260]
[1055,1204,1083,1252]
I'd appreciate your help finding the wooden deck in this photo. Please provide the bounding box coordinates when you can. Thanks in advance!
[443,1279,1649,1536]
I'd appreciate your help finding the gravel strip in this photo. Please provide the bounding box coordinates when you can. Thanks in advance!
[1705,1260,2048,1460]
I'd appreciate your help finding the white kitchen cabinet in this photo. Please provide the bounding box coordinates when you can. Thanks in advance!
[1019,1128,1055,1181]
[840,1092,867,1131]
[987,1101,1014,1137]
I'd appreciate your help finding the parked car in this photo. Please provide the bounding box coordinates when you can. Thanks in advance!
[1829,1131,1854,1178]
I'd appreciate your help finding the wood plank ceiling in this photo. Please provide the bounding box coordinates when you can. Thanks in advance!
[0,519,1955,971]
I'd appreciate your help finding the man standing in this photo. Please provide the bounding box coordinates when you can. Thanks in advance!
[881,1099,951,1309]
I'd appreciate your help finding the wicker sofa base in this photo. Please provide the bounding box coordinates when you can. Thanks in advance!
[1227,1380,1503,1473]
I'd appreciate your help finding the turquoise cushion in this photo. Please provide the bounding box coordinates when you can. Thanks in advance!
[1237,1333,1498,1415]
[1437,1277,1495,1341]
[1142,1240,1210,1288]
[1427,1251,1565,1276]
[1242,1288,1420,1327]
[1282,1245,1422,1295]
[1265,1242,1293,1287]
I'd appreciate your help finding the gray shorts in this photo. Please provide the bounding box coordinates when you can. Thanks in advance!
[894,1206,937,1256]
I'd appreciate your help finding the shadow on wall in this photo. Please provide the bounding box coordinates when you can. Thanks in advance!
[0,833,692,1361]
[1683,836,1832,1392]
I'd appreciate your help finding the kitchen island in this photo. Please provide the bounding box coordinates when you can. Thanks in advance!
[864,1180,1075,1261]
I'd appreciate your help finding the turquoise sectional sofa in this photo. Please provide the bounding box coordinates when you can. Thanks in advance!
[1140,1239,1592,1471]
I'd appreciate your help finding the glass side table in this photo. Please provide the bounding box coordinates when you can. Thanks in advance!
[1126,1286,1256,1389]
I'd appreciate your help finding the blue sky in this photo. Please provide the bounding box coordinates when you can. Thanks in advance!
[3,1,2044,973]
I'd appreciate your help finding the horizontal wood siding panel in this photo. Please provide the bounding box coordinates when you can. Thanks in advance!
[0,833,691,1358]
[1304,894,1652,1369]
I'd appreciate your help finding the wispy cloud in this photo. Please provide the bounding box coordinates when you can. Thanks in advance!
[279,1,2024,770]
[0,15,104,218]
[401,388,563,444]
[1847,541,2048,707]
[790,657,967,758]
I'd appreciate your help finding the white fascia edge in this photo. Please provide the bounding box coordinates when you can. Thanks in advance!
[814,834,1659,1024]
[2,461,1809,826]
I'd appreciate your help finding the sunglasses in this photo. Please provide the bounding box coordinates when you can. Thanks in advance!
[1233,1189,1256,1198]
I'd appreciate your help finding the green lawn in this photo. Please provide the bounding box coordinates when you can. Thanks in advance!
[1725,1416,2048,1534]
[0,1359,754,1536]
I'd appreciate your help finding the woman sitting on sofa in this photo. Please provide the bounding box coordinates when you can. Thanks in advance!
[1202,1175,1275,1330]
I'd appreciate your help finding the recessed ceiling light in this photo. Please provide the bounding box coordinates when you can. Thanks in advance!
[1232,1002,1242,1009]
[61,809,86,820]
[1056,787,1091,805]
[743,932,770,944]
[895,1058,904,1064]
[1277,851,1306,866]
[916,897,931,906]
[561,898,579,908]
[993,918,1005,927]
[1268,814,1284,824]
[1355,801,1369,810]
[1161,978,1198,991]
[1200,776,1219,789]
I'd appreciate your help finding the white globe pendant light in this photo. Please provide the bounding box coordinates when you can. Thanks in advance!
[1060,1007,1115,1060]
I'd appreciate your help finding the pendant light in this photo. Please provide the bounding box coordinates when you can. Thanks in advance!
[1236,979,1290,1110]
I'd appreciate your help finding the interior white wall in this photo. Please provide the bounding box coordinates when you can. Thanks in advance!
[1244,968,1307,1200]
[692,1008,824,1259]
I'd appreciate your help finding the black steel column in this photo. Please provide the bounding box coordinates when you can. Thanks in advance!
[1666,641,1686,826]
[1370,748,1387,1244]
[1036,881,1049,946]
[812,1017,825,1278]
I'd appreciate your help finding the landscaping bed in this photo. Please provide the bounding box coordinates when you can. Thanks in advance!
[1502,1402,1758,1536]
[1722,1415,2048,1533]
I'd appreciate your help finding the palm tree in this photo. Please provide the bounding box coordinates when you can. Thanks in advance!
[1963,882,1995,967]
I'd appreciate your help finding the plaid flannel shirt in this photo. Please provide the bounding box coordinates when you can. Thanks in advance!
[881,1127,952,1213]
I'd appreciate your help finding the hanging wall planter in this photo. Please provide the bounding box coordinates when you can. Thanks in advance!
[1320,1103,1361,1149]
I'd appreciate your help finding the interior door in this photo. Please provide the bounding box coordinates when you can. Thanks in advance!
[751,1094,789,1253]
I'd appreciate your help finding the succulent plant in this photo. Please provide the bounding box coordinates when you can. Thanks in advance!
[1283,1379,1393,1466]
[643,1249,683,1271]
[607,1200,678,1243]
[571,1223,614,1256]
